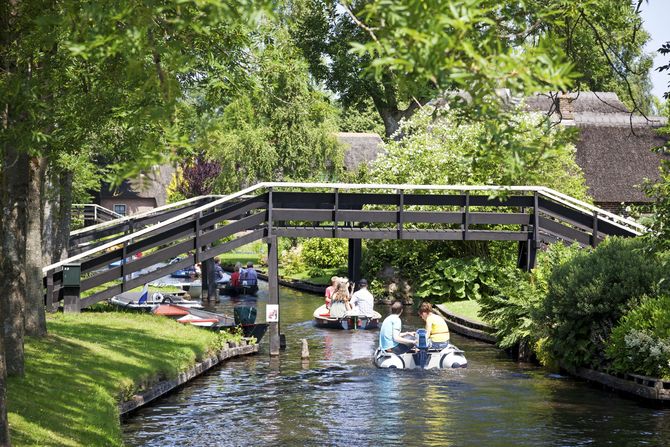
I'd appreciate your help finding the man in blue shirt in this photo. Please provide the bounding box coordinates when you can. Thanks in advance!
[379,301,416,354]
[240,261,258,286]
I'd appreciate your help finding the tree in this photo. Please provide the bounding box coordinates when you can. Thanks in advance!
[1,1,265,442]
[204,28,344,192]
[289,0,654,137]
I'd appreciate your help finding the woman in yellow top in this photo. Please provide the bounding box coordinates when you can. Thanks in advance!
[418,302,450,350]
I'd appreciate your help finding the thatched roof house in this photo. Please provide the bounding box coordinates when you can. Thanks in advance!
[524,92,668,212]
[97,165,175,216]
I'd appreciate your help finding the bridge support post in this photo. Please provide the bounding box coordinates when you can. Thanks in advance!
[267,235,281,356]
[348,238,362,282]
[202,258,217,300]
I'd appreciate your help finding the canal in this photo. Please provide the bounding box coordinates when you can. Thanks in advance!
[122,283,670,446]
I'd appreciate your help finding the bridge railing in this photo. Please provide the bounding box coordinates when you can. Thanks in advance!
[68,195,226,255]
[70,204,124,229]
[43,182,644,311]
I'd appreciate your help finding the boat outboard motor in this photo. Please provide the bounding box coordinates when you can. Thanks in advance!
[414,329,430,369]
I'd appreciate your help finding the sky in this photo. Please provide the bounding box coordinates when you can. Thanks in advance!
[640,1,669,100]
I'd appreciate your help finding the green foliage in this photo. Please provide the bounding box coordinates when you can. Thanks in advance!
[300,238,348,275]
[478,243,581,352]
[643,155,670,253]
[537,237,668,370]
[416,257,499,303]
[280,245,306,276]
[478,268,537,349]
[199,29,344,192]
[606,294,670,379]
[338,99,385,135]
[369,106,589,199]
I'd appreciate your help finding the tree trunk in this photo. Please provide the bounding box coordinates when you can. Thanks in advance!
[52,170,72,263]
[0,326,10,447]
[41,163,57,267]
[24,156,47,337]
[1,148,28,377]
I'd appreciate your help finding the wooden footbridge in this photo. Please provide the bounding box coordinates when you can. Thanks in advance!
[44,182,645,355]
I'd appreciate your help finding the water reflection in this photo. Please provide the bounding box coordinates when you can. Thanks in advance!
[122,284,670,447]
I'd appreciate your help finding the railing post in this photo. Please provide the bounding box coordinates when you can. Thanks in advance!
[397,189,404,240]
[333,188,339,238]
[463,191,470,240]
[528,192,539,270]
[592,210,599,247]
[194,211,202,265]
[267,187,273,238]
[121,241,128,292]
[267,235,280,356]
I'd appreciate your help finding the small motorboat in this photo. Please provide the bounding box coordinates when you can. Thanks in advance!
[152,304,267,342]
[219,283,259,297]
[170,267,197,278]
[373,329,467,369]
[313,304,382,330]
[110,290,203,311]
[153,304,235,328]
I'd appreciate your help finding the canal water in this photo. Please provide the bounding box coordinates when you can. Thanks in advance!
[123,283,670,446]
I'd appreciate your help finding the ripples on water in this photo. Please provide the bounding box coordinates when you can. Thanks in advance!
[122,284,670,447]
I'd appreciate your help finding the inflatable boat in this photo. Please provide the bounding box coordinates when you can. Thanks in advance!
[373,329,467,369]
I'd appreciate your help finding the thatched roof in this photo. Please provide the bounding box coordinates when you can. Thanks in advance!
[525,92,669,204]
[99,165,175,207]
[336,132,385,170]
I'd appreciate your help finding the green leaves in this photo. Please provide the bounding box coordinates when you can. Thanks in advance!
[416,257,499,302]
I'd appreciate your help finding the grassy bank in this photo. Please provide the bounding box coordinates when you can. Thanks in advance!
[441,300,484,323]
[7,313,244,447]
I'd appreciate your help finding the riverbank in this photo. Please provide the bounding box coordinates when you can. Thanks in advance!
[440,302,670,404]
[6,313,252,447]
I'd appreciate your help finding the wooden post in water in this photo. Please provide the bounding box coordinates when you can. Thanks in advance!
[301,339,309,359]
[267,235,280,356]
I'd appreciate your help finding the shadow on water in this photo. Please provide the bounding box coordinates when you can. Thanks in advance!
[122,283,670,447]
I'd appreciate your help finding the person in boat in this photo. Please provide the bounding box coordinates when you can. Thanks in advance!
[213,257,226,282]
[230,262,242,287]
[418,301,450,350]
[329,279,351,318]
[324,276,338,309]
[350,278,374,317]
[379,301,416,354]
[240,261,258,286]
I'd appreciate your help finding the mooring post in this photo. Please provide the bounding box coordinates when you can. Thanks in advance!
[301,339,309,359]
[267,235,281,356]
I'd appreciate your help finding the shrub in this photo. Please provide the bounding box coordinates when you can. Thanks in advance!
[280,245,305,275]
[537,237,667,370]
[415,257,500,302]
[606,294,670,379]
[478,243,581,354]
[300,238,347,270]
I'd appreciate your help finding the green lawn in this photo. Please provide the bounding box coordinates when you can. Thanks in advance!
[441,300,484,323]
[278,266,344,286]
[7,313,244,447]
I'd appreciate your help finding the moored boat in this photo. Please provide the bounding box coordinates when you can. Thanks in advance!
[313,304,381,330]
[110,291,204,311]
